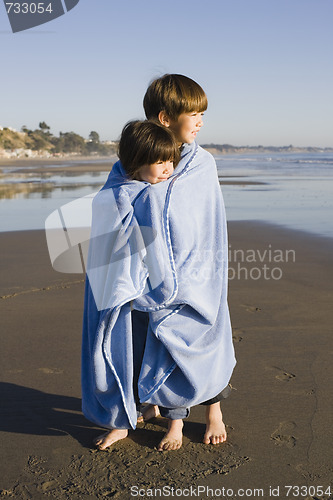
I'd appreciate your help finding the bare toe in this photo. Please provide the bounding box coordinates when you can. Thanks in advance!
[157,437,169,451]
[158,437,182,451]
[203,421,227,445]
[94,429,128,450]
[94,433,109,446]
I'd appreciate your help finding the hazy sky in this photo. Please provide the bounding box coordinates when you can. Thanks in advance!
[1,0,332,147]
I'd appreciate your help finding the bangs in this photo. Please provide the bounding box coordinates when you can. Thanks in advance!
[164,74,208,119]
[124,121,180,171]
[147,138,179,165]
[118,120,180,180]
[177,84,208,115]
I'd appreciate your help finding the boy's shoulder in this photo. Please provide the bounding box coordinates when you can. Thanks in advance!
[197,144,215,160]
[195,144,216,168]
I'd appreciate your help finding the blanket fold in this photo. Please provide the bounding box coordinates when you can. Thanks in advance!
[81,142,236,430]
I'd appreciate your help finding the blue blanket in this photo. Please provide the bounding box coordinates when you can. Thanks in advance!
[81,142,236,429]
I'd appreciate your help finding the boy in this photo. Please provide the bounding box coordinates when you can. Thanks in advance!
[93,75,235,451]
[145,74,234,450]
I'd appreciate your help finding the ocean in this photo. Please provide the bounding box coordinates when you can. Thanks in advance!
[216,152,333,238]
[1,152,332,237]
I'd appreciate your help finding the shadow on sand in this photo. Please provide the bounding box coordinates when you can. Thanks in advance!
[0,382,207,451]
[0,382,100,448]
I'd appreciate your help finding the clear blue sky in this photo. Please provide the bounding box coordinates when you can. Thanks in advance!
[1,0,332,147]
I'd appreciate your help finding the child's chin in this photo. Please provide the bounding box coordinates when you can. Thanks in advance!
[185,137,195,144]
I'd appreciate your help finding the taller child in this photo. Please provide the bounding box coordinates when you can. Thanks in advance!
[143,74,235,449]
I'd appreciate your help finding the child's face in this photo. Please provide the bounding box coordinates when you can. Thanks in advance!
[168,111,204,145]
[137,160,174,184]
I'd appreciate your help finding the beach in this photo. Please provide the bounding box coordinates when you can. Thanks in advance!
[1,220,332,499]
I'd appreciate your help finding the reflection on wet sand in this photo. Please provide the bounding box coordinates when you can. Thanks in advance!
[0,166,108,200]
[0,182,55,200]
[0,164,262,201]
[0,182,103,200]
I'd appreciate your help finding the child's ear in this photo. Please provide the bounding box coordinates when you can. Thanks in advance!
[158,111,171,127]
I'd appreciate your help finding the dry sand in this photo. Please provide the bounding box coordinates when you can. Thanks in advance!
[0,222,332,499]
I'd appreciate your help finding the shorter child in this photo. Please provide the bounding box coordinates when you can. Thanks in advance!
[93,120,181,451]
[118,120,180,184]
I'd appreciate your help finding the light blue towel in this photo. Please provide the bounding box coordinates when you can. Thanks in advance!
[81,141,236,430]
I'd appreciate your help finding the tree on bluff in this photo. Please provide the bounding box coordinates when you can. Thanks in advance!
[89,131,100,143]
[39,121,51,132]
[54,132,86,154]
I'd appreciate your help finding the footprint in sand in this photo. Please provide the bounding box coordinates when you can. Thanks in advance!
[38,368,63,375]
[273,366,296,382]
[271,421,297,448]
[241,304,261,313]
[41,480,59,493]
[232,329,244,342]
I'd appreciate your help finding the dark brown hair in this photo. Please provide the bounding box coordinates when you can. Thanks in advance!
[143,74,208,121]
[118,120,180,180]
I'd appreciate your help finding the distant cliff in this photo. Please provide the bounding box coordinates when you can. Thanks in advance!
[201,144,333,155]
[0,124,117,159]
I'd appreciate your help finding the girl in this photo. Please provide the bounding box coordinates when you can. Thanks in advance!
[117,120,180,184]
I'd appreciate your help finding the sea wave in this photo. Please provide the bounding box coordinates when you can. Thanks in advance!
[217,157,333,165]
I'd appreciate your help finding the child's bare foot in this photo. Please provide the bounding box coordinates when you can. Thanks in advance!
[203,402,227,445]
[137,404,160,423]
[157,419,183,451]
[94,429,128,450]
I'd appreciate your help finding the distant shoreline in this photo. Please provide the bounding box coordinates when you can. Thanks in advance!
[201,144,333,155]
[1,146,332,168]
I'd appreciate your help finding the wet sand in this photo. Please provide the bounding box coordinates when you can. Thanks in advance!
[0,156,115,170]
[0,222,332,499]
[0,159,115,201]
[0,158,264,188]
